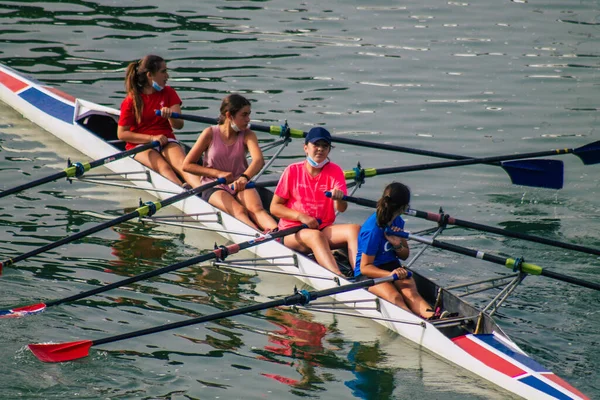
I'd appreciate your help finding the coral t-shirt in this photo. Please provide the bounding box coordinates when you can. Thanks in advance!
[274,161,347,230]
[118,86,181,150]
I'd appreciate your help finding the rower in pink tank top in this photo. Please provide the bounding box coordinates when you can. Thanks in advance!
[200,125,249,196]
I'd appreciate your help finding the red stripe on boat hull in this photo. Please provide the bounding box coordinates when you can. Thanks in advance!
[44,86,76,102]
[452,335,527,378]
[542,373,590,400]
[0,70,28,92]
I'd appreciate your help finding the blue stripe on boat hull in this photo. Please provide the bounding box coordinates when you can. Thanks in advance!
[519,375,574,400]
[476,334,549,373]
[19,87,74,124]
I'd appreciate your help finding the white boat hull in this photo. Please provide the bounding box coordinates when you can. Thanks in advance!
[0,64,588,400]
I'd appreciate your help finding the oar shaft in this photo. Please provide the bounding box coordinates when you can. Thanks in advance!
[93,274,397,347]
[46,224,305,308]
[0,172,67,199]
[0,179,224,269]
[354,150,570,177]
[172,113,570,188]
[409,209,600,257]
[0,141,159,199]
[398,231,600,291]
[541,270,600,291]
[173,113,525,168]
[335,193,600,259]
[2,213,136,268]
[328,136,503,165]
[86,141,159,169]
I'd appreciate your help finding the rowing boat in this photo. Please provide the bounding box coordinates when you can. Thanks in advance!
[0,63,589,400]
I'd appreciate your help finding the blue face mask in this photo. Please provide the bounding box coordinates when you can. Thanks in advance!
[152,81,164,92]
[306,155,329,169]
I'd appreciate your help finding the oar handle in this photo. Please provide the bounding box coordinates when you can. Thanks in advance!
[231,180,279,190]
[384,227,409,238]
[324,191,377,208]
[156,111,216,124]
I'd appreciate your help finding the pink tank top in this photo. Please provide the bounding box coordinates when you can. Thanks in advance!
[200,125,249,195]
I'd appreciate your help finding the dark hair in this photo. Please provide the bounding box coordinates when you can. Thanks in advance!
[218,94,251,124]
[124,54,165,124]
[376,182,410,227]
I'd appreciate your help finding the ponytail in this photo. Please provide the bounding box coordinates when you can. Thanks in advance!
[376,182,410,227]
[124,55,165,124]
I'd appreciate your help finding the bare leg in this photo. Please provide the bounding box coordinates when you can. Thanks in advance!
[208,190,259,230]
[236,188,278,231]
[367,282,411,313]
[134,149,183,186]
[395,279,434,318]
[161,143,203,188]
[321,224,360,268]
[282,229,341,275]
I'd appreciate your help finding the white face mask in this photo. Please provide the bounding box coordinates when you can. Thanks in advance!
[306,155,330,169]
[152,81,164,92]
[230,121,241,132]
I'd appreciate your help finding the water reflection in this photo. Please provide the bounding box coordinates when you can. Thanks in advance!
[345,342,395,400]
[260,308,398,399]
[261,308,329,390]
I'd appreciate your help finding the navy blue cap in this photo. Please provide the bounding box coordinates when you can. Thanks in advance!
[305,127,332,144]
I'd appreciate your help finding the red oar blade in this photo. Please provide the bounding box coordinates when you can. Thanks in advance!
[501,159,564,189]
[0,303,46,319]
[574,140,600,165]
[28,340,93,363]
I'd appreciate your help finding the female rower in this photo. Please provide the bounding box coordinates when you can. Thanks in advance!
[270,127,360,276]
[182,94,277,232]
[355,182,438,319]
[117,54,202,189]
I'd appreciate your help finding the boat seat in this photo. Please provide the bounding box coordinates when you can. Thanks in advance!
[77,114,124,151]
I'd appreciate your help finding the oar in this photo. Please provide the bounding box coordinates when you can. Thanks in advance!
[326,192,600,258]
[341,159,564,189]
[0,178,226,273]
[264,123,600,167]
[248,161,562,190]
[168,113,600,189]
[28,273,400,362]
[0,224,306,319]
[0,141,160,199]
[386,229,600,291]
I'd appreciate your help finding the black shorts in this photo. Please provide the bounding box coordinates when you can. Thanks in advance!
[355,259,401,282]
[201,186,225,202]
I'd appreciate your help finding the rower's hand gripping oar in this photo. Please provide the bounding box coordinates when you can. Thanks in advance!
[0,223,304,319]
[384,229,600,292]
[0,141,160,199]
[326,192,600,259]
[168,112,600,190]
[28,273,403,363]
[0,178,226,273]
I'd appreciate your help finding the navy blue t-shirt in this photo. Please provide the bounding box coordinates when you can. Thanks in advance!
[354,213,405,276]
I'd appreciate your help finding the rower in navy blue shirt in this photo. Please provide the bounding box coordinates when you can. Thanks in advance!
[354,182,437,319]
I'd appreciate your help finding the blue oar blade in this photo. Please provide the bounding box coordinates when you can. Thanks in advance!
[501,159,564,189]
[574,140,600,165]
